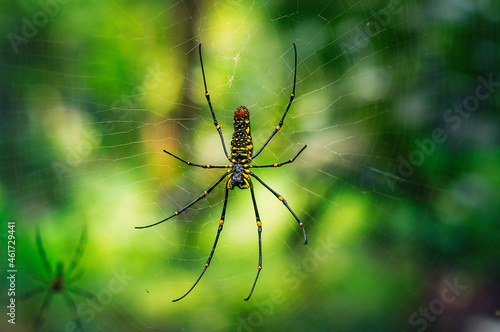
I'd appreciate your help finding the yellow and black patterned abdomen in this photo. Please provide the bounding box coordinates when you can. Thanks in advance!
[230,106,253,163]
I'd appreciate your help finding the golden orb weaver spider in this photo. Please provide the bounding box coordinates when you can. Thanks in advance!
[136,43,307,302]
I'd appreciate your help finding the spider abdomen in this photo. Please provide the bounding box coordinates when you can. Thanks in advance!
[231,106,253,163]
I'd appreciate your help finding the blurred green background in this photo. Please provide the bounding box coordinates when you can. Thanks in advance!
[1,0,499,331]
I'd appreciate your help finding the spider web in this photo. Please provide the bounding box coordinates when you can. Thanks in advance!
[1,1,499,332]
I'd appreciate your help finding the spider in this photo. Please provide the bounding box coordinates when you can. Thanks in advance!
[20,225,92,331]
[136,43,307,302]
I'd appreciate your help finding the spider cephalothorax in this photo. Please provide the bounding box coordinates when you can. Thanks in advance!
[136,43,307,302]
[228,161,250,189]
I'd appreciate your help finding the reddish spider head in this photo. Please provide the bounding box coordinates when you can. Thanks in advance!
[234,106,249,119]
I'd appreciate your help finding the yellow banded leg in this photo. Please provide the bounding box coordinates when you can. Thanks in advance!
[245,180,263,301]
[172,182,231,302]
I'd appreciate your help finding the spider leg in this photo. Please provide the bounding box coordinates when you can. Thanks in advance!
[244,180,263,301]
[249,171,307,244]
[135,172,228,229]
[250,145,306,169]
[199,43,230,161]
[36,227,52,278]
[67,269,85,284]
[68,285,95,299]
[33,291,53,332]
[18,286,46,302]
[164,150,230,169]
[172,181,230,302]
[67,224,88,278]
[63,292,84,332]
[252,44,297,159]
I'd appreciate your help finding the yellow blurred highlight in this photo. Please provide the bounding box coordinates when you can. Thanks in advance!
[326,193,367,244]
